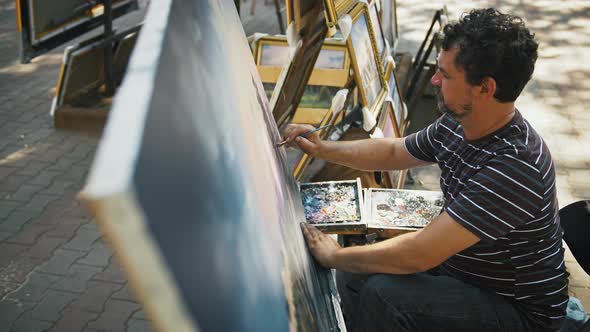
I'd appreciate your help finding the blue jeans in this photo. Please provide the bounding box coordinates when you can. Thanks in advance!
[337,271,538,332]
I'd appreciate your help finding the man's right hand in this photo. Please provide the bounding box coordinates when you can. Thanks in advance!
[281,124,324,157]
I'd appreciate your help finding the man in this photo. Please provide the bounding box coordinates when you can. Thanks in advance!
[282,8,568,332]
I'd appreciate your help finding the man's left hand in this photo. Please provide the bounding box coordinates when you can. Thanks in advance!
[301,223,341,268]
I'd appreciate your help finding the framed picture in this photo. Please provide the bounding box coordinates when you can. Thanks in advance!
[51,25,140,114]
[254,36,351,125]
[376,100,405,189]
[384,57,407,133]
[322,0,358,27]
[368,0,387,61]
[346,2,387,116]
[366,188,444,237]
[268,14,328,128]
[299,178,366,234]
[15,0,138,63]
[380,0,399,50]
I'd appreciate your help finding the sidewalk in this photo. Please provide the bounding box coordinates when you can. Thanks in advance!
[0,1,588,331]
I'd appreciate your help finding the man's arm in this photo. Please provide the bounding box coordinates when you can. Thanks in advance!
[282,124,432,171]
[301,211,480,274]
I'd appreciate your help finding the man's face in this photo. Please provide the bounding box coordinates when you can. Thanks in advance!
[430,47,475,122]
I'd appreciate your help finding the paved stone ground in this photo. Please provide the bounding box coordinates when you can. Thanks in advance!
[0,1,587,332]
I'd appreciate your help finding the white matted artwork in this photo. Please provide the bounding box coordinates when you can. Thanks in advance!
[367,188,444,229]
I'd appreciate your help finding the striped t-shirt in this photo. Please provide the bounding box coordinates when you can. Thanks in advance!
[404,110,568,331]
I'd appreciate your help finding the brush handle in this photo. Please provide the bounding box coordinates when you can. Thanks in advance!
[275,124,331,147]
[300,124,331,137]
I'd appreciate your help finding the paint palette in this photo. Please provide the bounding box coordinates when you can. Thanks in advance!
[367,188,444,235]
[299,178,365,234]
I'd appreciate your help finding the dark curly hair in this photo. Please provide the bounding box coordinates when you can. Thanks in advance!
[442,8,539,102]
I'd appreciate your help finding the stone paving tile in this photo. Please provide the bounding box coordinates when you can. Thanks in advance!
[0,242,28,268]
[43,217,86,239]
[22,234,70,260]
[10,318,54,332]
[68,280,123,313]
[62,227,101,252]
[86,299,141,332]
[126,318,153,332]
[50,264,103,294]
[5,271,63,303]
[47,308,99,332]
[0,210,39,232]
[0,300,36,330]
[0,256,44,285]
[5,224,54,246]
[18,194,60,213]
[27,289,78,322]
[92,261,127,285]
[37,249,87,275]
[111,284,135,302]
[8,184,46,203]
[76,241,113,267]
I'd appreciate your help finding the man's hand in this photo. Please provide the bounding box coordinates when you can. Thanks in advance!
[301,223,342,268]
[281,124,323,157]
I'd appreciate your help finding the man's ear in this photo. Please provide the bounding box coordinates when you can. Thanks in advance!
[479,77,496,98]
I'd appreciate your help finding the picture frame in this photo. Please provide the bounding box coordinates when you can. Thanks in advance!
[300,178,366,234]
[384,56,407,132]
[346,2,387,116]
[254,36,351,125]
[285,0,323,33]
[367,0,388,61]
[380,0,399,51]
[322,0,358,27]
[15,0,138,63]
[376,99,405,189]
[269,10,328,128]
[366,188,444,238]
[51,25,140,114]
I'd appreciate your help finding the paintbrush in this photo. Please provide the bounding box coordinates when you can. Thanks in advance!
[276,124,332,147]
[276,89,349,148]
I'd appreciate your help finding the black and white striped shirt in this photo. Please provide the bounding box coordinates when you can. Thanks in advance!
[404,110,568,331]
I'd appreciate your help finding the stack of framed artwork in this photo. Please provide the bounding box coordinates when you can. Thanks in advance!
[276,0,409,187]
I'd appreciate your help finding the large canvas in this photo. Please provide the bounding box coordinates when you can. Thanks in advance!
[81,0,344,331]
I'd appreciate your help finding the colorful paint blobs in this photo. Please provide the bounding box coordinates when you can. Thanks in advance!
[300,182,360,224]
[370,189,444,228]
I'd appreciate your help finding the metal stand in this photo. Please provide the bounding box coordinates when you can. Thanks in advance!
[103,0,115,96]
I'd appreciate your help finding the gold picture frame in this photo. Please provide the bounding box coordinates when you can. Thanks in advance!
[367,0,387,61]
[346,2,387,116]
[322,0,358,27]
[254,36,351,125]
